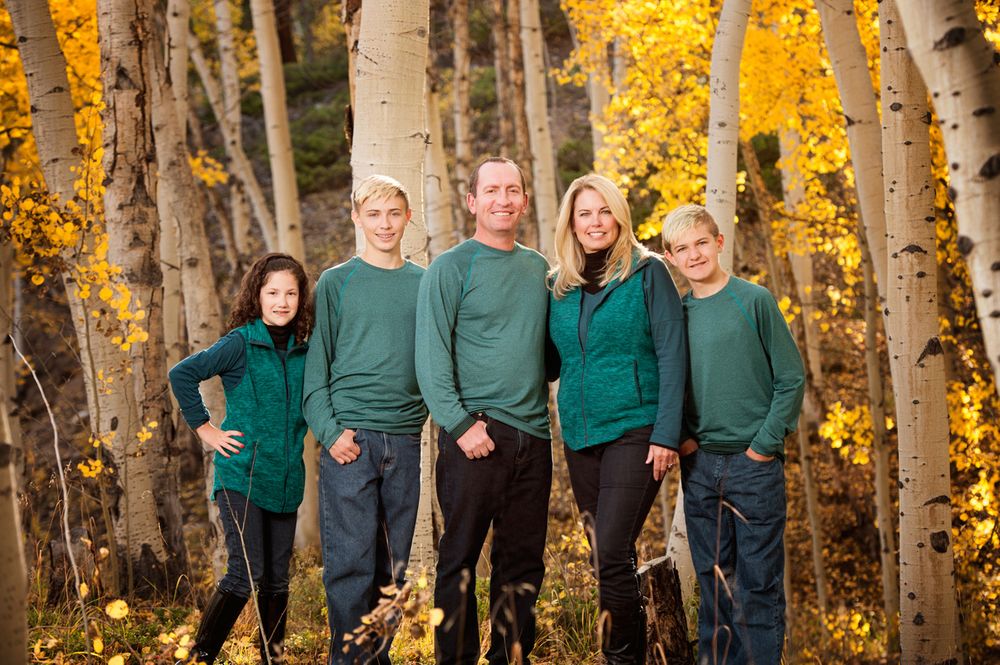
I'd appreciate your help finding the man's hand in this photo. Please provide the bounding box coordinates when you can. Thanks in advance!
[196,423,244,458]
[646,445,679,481]
[329,428,361,464]
[456,420,495,460]
[679,438,700,457]
[745,448,775,462]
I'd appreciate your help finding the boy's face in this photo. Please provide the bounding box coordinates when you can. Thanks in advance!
[664,224,725,285]
[352,194,411,254]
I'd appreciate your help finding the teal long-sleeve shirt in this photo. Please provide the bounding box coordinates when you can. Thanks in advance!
[302,257,428,448]
[683,276,805,458]
[415,239,551,440]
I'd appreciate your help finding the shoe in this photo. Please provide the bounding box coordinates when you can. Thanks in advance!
[182,587,249,664]
[602,604,647,665]
[257,591,289,664]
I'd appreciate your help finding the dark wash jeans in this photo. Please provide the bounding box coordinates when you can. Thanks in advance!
[319,429,421,665]
[682,448,786,665]
[434,414,552,665]
[563,426,663,631]
[215,489,298,598]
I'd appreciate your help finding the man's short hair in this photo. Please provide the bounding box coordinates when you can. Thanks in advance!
[468,157,527,196]
[661,204,720,252]
[352,174,411,212]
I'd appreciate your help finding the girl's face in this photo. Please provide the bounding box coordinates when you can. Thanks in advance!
[572,188,619,254]
[259,270,299,327]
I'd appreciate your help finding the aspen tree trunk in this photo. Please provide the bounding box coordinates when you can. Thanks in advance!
[342,0,362,113]
[98,0,189,596]
[153,6,230,584]
[451,0,472,202]
[189,38,279,252]
[520,0,557,257]
[884,3,961,661]
[744,138,830,615]
[705,0,750,273]
[490,0,514,156]
[425,80,459,261]
[0,244,26,662]
[506,0,537,249]
[249,0,306,260]
[351,0,432,567]
[814,0,888,296]
[895,0,1000,391]
[213,0,254,259]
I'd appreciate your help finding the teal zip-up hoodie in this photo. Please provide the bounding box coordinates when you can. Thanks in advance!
[170,318,310,513]
[549,254,686,451]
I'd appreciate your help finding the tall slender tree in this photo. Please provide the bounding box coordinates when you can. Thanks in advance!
[450,0,472,209]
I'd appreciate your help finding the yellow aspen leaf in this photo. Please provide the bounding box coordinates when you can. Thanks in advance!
[93,637,104,654]
[80,582,89,598]
[173,647,189,661]
[31,274,44,285]
[108,655,126,665]
[99,286,113,301]
[105,599,129,619]
[429,608,445,627]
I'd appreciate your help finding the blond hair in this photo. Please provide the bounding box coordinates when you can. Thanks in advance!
[352,174,410,212]
[550,174,650,299]
[661,204,719,253]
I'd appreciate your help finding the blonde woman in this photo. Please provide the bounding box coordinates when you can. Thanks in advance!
[548,174,687,664]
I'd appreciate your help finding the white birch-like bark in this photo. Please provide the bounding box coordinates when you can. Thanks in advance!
[705,0,750,273]
[98,0,189,595]
[491,0,513,156]
[249,0,306,260]
[425,82,459,261]
[451,0,472,200]
[189,38,279,252]
[884,3,962,661]
[351,0,431,567]
[520,0,557,257]
[895,0,1000,391]
[814,0,888,296]
[213,0,253,257]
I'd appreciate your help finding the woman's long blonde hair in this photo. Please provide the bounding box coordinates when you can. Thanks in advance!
[549,174,649,299]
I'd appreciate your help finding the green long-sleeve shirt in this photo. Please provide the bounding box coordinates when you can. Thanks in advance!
[302,257,428,448]
[683,276,805,458]
[415,239,551,439]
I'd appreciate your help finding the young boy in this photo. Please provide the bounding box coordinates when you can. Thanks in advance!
[303,175,427,665]
[662,204,805,665]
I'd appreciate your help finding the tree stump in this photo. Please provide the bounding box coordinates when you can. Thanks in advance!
[640,555,694,664]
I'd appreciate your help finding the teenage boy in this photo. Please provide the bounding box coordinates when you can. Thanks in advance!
[662,204,805,665]
[303,175,427,665]
[416,157,553,665]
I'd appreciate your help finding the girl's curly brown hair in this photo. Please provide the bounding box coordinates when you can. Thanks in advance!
[227,253,314,343]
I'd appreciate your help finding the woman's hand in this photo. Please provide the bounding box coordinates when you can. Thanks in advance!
[196,422,245,458]
[646,445,679,481]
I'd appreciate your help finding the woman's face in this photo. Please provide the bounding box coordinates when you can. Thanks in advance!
[572,188,619,254]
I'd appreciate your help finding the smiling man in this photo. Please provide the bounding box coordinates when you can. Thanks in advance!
[416,157,553,665]
[303,174,428,665]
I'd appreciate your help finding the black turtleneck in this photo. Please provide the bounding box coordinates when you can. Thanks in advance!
[265,323,293,355]
[581,247,612,294]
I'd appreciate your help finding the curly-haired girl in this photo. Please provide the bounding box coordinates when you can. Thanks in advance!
[169,253,314,664]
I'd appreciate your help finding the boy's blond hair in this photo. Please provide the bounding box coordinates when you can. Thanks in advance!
[661,204,719,253]
[352,174,410,212]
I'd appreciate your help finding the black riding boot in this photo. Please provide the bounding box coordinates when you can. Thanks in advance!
[602,604,648,665]
[184,588,248,664]
[257,591,289,664]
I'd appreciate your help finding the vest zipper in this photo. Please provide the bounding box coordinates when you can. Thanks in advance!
[633,360,643,404]
[281,350,290,511]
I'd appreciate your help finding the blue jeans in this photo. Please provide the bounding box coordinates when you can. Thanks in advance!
[319,429,421,665]
[215,489,297,598]
[434,414,552,665]
[682,448,786,665]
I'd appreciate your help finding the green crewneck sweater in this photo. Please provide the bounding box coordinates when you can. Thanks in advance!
[415,239,551,439]
[303,257,427,448]
[683,276,805,458]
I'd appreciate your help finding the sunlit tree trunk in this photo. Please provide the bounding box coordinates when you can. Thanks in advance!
[98,0,189,596]
[451,0,472,206]
[520,0,556,257]
[351,0,431,567]
[490,0,513,156]
[705,0,750,273]
[249,0,306,260]
[0,244,26,662]
[814,0,888,295]
[885,3,962,661]
[425,80,459,261]
[895,0,1000,392]
[213,0,254,259]
[506,0,537,249]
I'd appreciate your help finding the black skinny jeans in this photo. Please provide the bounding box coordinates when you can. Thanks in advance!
[564,426,663,620]
[215,489,298,598]
[434,414,553,665]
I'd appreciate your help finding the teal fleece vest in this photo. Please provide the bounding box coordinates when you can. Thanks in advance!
[216,319,308,513]
[549,261,660,450]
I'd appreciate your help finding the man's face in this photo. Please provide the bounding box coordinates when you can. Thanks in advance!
[467,161,529,237]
